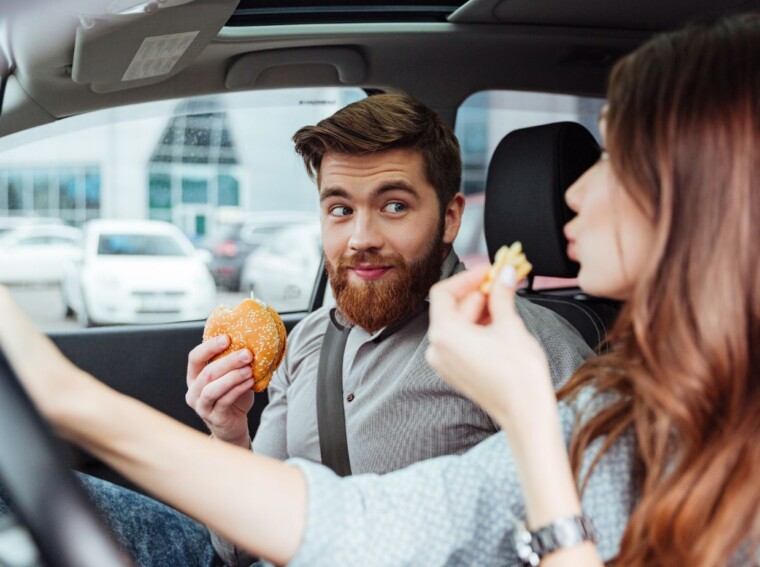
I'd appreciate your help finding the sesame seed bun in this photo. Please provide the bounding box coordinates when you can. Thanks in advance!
[202,298,287,393]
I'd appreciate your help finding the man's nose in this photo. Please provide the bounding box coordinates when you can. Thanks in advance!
[348,213,383,252]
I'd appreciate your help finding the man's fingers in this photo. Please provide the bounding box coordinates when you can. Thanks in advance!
[213,378,255,413]
[187,335,230,383]
[192,367,253,417]
[190,345,252,391]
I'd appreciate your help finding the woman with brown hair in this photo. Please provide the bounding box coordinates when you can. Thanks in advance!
[0,12,758,567]
[426,11,760,566]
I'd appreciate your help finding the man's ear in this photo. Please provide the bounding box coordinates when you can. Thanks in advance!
[442,193,466,245]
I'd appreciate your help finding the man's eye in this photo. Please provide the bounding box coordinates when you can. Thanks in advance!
[383,202,407,214]
[329,205,352,217]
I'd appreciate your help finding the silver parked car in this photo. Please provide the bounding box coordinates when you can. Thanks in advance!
[240,222,322,313]
[203,211,319,291]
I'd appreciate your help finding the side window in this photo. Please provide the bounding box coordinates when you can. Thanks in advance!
[0,87,365,330]
[454,90,605,288]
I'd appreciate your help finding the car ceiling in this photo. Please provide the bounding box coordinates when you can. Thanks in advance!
[0,0,758,136]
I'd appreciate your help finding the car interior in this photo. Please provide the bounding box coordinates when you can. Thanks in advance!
[0,0,757,565]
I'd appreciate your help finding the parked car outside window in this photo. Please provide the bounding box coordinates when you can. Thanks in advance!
[62,219,216,327]
[0,224,82,286]
[202,211,319,291]
[0,215,64,237]
[240,222,322,312]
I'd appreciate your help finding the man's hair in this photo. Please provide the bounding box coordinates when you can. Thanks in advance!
[292,92,462,212]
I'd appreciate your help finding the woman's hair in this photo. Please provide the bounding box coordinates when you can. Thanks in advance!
[291,92,462,216]
[558,13,760,566]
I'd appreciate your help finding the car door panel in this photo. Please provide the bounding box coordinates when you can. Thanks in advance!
[48,314,304,493]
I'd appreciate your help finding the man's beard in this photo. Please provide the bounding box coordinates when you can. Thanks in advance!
[326,232,446,334]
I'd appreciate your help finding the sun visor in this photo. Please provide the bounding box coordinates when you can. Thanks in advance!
[225,47,366,90]
[71,0,238,93]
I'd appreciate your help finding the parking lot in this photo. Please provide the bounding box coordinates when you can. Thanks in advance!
[7,284,245,332]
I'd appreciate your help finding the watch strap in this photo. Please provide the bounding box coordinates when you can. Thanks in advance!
[514,515,597,566]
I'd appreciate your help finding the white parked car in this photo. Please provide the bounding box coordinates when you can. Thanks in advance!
[0,224,82,285]
[0,216,64,237]
[240,222,322,313]
[64,219,216,326]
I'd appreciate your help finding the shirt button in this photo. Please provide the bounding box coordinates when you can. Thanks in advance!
[346,393,355,402]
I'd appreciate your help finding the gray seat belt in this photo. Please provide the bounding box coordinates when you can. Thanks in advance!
[316,320,352,476]
[316,302,429,477]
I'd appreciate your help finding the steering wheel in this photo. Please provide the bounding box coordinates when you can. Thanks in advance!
[0,350,134,567]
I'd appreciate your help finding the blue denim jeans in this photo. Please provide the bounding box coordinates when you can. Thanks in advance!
[0,473,225,567]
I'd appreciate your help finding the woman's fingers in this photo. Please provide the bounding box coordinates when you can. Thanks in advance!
[434,264,490,298]
[460,291,487,323]
[429,266,490,325]
[487,265,521,323]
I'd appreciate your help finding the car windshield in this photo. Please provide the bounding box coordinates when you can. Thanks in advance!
[97,234,188,257]
[0,87,365,328]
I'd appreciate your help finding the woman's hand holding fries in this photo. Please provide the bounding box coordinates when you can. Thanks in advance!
[426,244,551,431]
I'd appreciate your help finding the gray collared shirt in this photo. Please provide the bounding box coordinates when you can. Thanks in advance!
[252,252,592,474]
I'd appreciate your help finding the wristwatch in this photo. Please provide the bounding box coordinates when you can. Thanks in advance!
[512,515,597,566]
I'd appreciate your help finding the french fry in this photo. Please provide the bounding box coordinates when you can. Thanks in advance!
[479,241,533,294]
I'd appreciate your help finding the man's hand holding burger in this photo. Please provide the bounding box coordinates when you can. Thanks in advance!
[186,335,256,449]
[186,298,287,449]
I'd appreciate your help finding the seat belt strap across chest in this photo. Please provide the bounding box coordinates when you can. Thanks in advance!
[316,321,352,476]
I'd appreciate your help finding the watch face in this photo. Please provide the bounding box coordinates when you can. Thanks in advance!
[532,516,597,558]
[555,518,582,547]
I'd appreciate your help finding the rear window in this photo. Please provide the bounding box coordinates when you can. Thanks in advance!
[455,90,605,288]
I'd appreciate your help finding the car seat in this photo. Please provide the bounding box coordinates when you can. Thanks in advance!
[484,121,620,351]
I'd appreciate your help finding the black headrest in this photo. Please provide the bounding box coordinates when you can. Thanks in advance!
[484,122,600,278]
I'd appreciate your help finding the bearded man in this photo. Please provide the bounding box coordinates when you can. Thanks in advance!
[188,91,595,472]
